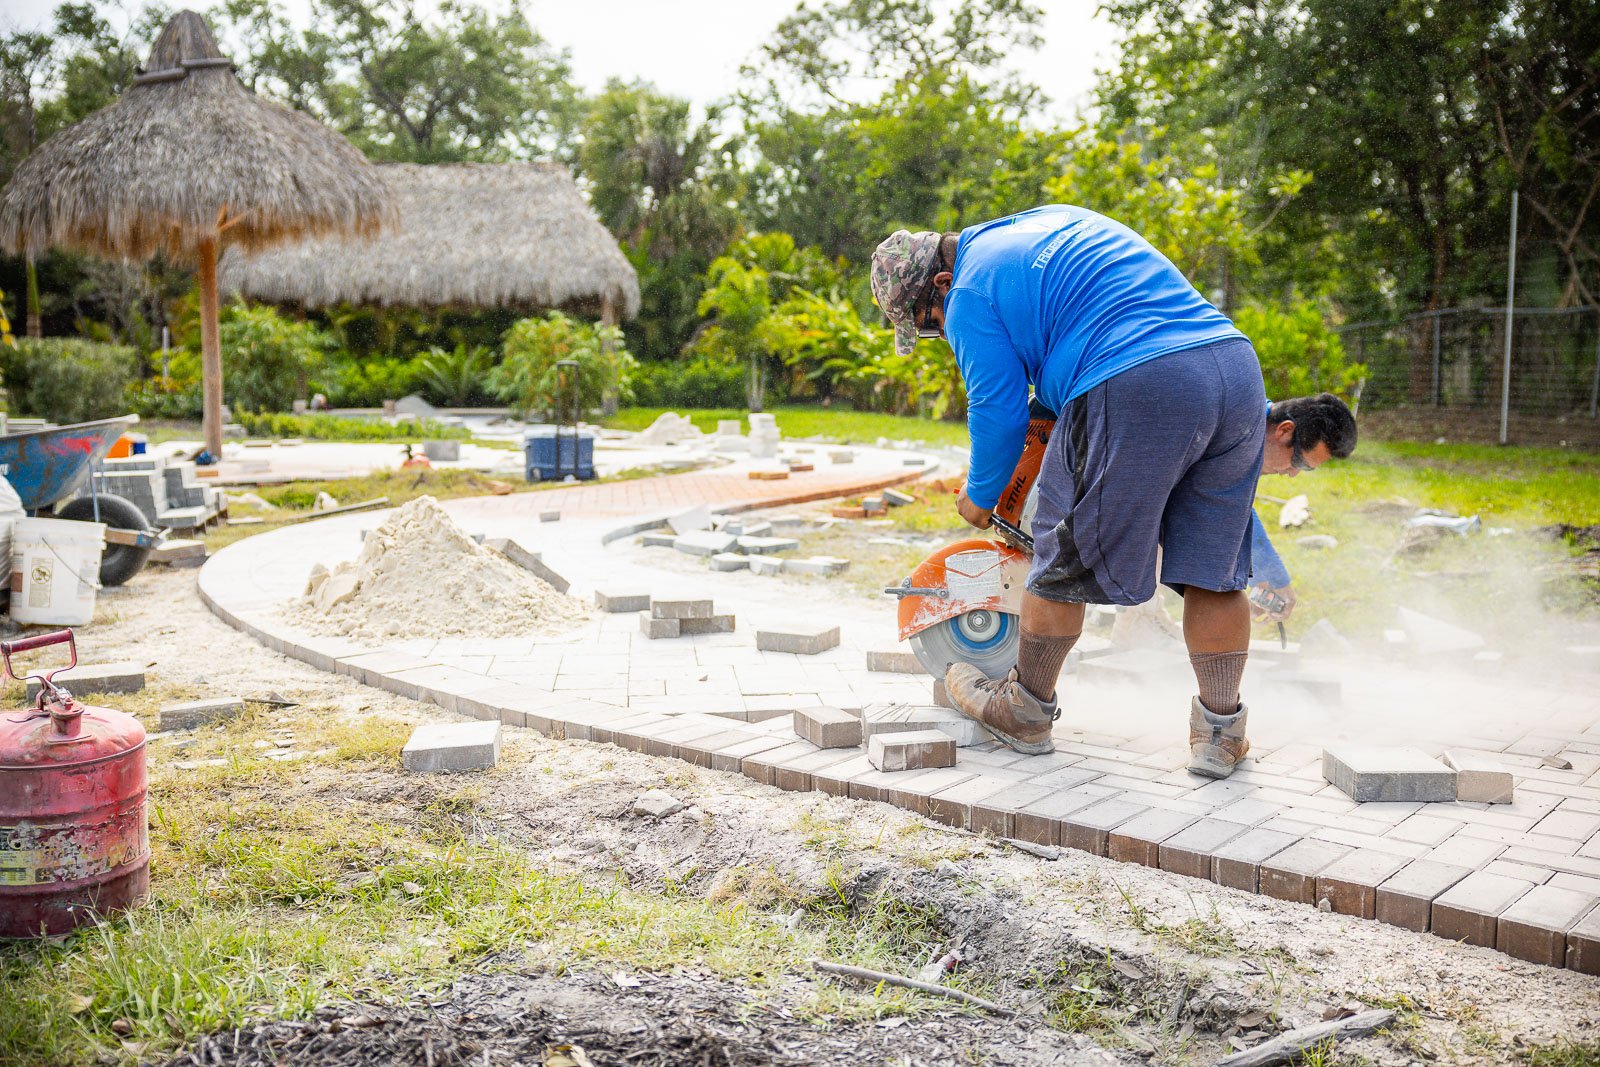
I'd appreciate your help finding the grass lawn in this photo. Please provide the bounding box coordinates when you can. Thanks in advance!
[603,406,972,449]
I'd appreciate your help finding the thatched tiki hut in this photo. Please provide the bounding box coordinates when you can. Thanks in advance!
[0,10,391,455]
[220,162,641,325]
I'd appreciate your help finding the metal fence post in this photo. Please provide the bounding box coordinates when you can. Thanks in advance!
[1500,190,1518,445]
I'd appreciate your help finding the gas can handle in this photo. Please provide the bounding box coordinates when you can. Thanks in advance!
[1,628,78,684]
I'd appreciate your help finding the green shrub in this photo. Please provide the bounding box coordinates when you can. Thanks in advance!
[490,312,635,417]
[126,350,203,419]
[1,337,138,423]
[319,356,430,408]
[629,357,746,408]
[219,304,334,412]
[419,343,493,406]
[231,411,470,441]
[1234,298,1367,402]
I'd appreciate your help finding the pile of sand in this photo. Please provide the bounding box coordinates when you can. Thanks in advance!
[285,495,589,642]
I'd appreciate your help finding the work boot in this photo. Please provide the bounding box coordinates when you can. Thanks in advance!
[943,663,1057,754]
[1188,698,1250,779]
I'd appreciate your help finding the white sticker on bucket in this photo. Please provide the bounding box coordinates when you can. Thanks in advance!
[943,549,1002,602]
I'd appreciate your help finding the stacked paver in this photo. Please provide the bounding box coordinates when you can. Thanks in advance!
[74,455,224,530]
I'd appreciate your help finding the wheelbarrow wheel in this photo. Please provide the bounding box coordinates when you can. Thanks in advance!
[57,495,153,587]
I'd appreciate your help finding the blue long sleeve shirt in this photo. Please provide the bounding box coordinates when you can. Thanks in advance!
[1250,511,1291,588]
[946,205,1244,508]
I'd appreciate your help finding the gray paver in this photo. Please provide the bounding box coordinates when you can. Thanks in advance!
[1158,819,1252,880]
[1013,788,1109,845]
[1567,904,1600,974]
[1375,860,1474,932]
[1443,749,1515,804]
[1496,884,1599,967]
[1322,747,1457,802]
[793,706,862,749]
[640,616,680,639]
[594,588,650,613]
[402,721,501,772]
[757,625,840,655]
[868,729,956,772]
[1107,808,1198,867]
[1431,871,1537,947]
[1260,840,1354,904]
[1314,849,1413,918]
[158,697,245,731]
[483,537,570,592]
[737,536,800,554]
[1212,828,1301,892]
[967,783,1055,836]
[674,531,738,556]
[749,556,785,576]
[1062,797,1150,857]
[667,504,712,534]
[651,598,713,619]
[640,532,678,548]
[28,662,145,702]
[679,615,736,635]
[862,703,995,748]
[709,553,749,572]
[866,649,924,674]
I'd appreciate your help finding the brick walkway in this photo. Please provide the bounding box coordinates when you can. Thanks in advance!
[199,443,1600,976]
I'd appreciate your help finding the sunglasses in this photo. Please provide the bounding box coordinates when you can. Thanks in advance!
[1290,441,1315,472]
[911,273,944,340]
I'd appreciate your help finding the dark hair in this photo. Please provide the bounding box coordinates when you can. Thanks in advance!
[1268,393,1357,458]
[939,231,960,269]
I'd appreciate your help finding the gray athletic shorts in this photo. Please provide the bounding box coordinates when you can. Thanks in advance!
[1028,338,1266,606]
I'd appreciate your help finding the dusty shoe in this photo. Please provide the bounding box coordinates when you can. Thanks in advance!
[1188,698,1250,779]
[942,663,1057,754]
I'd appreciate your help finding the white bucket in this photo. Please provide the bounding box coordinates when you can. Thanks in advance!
[11,518,105,626]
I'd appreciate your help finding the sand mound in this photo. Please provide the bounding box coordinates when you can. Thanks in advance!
[284,496,589,642]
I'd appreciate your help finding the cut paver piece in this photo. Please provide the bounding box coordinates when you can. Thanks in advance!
[1496,885,1599,967]
[1396,606,1486,655]
[484,537,569,592]
[1567,905,1600,974]
[679,615,736,635]
[159,697,244,731]
[931,678,957,709]
[749,556,784,576]
[868,729,956,772]
[1315,849,1413,918]
[640,616,680,639]
[402,721,501,773]
[883,488,916,507]
[1375,860,1474,932]
[866,649,924,674]
[652,599,713,619]
[794,706,862,749]
[1431,871,1537,947]
[862,703,995,748]
[1442,749,1514,804]
[667,504,713,535]
[633,790,686,818]
[594,588,650,613]
[737,536,800,554]
[640,532,678,548]
[709,553,749,572]
[674,531,739,556]
[28,662,145,702]
[757,625,839,655]
[1322,747,1457,803]
[1260,840,1354,904]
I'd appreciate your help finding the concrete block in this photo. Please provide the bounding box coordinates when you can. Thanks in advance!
[1260,840,1353,904]
[1496,885,1598,967]
[757,625,840,655]
[1442,749,1514,804]
[768,514,808,531]
[1061,798,1150,857]
[421,439,461,461]
[641,616,681,639]
[1375,860,1474,932]
[1431,871,1536,947]
[651,599,713,620]
[1567,904,1600,974]
[748,470,789,480]
[679,614,736,635]
[829,450,854,463]
[883,488,916,507]
[866,649,924,674]
[931,678,957,709]
[902,457,924,466]
[594,588,650,613]
[28,662,145,702]
[159,697,244,731]
[749,556,785,576]
[1315,849,1413,918]
[862,703,994,748]
[641,532,678,548]
[831,506,867,519]
[152,539,207,564]
[1107,808,1197,867]
[737,536,800,555]
[709,553,750,572]
[1211,828,1301,892]
[1322,747,1457,803]
[794,706,861,749]
[402,721,501,772]
[868,729,956,772]
[540,510,560,522]
[674,531,739,557]
[667,504,713,535]
[786,462,813,473]
[483,537,569,593]
[784,556,850,577]
[1158,819,1252,880]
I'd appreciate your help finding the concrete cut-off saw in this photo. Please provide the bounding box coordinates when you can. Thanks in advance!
[885,398,1056,680]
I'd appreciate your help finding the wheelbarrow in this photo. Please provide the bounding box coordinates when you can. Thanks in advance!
[0,415,164,587]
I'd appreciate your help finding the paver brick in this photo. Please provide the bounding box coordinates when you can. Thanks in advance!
[651,598,713,619]
[679,615,736,635]
[1314,849,1412,918]
[793,706,862,749]
[1107,808,1198,867]
[1566,904,1600,974]
[866,649,924,674]
[483,537,570,592]
[666,504,712,534]
[1496,884,1599,967]
[784,556,850,576]
[813,754,875,797]
[1431,871,1537,947]
[968,783,1056,837]
[674,531,738,556]
[1443,749,1515,804]
[640,532,678,548]
[1375,860,1474,932]
[402,721,501,772]
[594,588,650,613]
[737,536,800,554]
[709,553,749,572]
[1211,828,1301,891]
[1158,819,1252,880]
[862,703,995,747]
[1322,747,1457,803]
[640,616,680,639]
[1260,840,1354,904]
[757,625,840,655]
[743,741,821,787]
[888,768,973,816]
[29,662,145,702]
[158,696,245,731]
[749,556,785,576]
[1062,798,1150,857]
[1013,789,1108,845]
[868,729,956,772]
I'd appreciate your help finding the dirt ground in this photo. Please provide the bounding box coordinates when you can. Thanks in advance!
[58,567,1600,1065]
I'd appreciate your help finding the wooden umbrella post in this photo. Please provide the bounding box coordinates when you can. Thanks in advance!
[197,233,224,458]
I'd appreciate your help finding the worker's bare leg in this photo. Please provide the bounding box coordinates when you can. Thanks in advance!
[1181,586,1251,778]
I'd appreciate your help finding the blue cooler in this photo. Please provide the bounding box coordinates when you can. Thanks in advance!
[524,427,596,482]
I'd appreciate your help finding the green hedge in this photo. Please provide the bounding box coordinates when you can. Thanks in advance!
[1,338,138,423]
[629,357,747,409]
[232,411,472,441]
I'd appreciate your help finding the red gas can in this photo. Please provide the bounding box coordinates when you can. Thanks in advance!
[0,629,148,937]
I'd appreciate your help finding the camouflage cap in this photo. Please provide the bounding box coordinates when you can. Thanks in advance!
[870,229,943,356]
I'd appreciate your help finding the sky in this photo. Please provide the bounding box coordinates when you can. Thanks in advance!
[0,0,1120,121]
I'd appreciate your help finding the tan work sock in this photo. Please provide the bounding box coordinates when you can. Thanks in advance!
[1016,628,1079,702]
[1190,651,1248,715]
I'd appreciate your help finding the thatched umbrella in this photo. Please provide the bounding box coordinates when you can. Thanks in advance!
[221,162,640,322]
[0,10,391,455]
